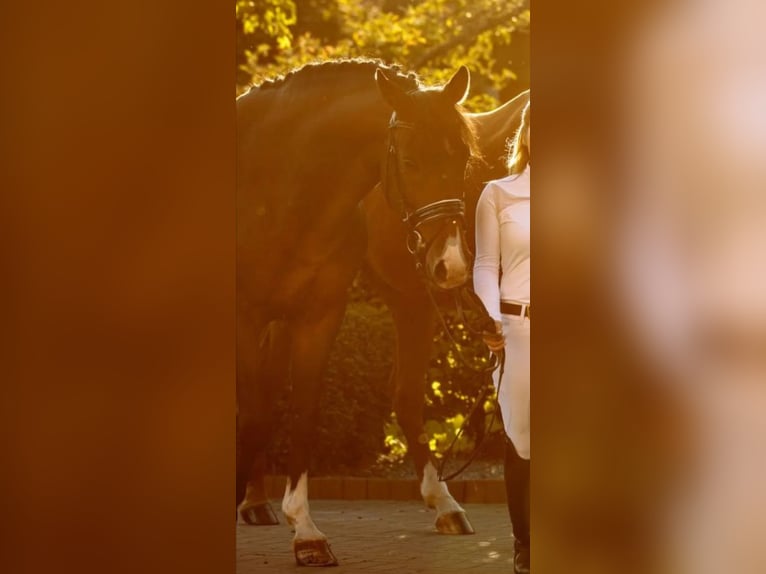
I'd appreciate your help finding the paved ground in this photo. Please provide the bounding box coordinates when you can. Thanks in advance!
[237,500,514,573]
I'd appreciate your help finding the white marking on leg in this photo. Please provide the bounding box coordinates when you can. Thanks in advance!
[420,461,464,516]
[281,472,326,541]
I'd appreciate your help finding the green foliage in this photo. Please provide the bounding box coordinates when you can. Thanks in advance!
[236,0,298,86]
[423,304,505,457]
[236,0,297,41]
[236,0,530,109]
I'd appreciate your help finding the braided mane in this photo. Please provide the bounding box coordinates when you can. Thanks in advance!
[248,58,419,93]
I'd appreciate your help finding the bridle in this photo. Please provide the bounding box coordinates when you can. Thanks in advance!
[384,111,506,481]
[384,111,467,276]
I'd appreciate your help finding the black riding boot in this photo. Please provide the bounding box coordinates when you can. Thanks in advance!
[505,438,530,573]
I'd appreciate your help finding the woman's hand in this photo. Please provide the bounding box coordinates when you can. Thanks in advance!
[482,319,505,352]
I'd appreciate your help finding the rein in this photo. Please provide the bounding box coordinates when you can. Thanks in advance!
[422,284,506,482]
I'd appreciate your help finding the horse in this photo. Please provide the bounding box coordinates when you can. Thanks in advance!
[236,59,480,566]
[359,86,529,528]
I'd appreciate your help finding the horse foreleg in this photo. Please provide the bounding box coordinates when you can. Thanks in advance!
[282,297,351,567]
[389,294,475,535]
[238,320,290,525]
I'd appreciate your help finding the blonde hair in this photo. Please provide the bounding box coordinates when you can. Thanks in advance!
[507,100,530,175]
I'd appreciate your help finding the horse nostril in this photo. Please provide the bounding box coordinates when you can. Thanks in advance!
[434,260,448,282]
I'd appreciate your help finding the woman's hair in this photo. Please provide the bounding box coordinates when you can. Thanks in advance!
[507,100,530,175]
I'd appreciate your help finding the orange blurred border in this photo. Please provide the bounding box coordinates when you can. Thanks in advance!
[0,1,677,572]
[532,1,683,573]
[1,2,236,573]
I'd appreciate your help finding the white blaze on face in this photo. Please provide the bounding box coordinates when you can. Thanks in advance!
[420,461,464,516]
[281,472,326,541]
[436,226,468,287]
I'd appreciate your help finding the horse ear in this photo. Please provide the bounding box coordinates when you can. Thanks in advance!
[375,68,411,112]
[443,65,470,105]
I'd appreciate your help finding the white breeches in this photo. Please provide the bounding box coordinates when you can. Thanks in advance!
[493,312,530,460]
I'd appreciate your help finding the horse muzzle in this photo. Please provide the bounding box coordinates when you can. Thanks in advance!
[403,198,470,290]
[432,258,469,290]
[426,223,470,290]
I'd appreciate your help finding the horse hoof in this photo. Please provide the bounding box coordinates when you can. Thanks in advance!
[294,539,339,567]
[239,502,279,525]
[435,511,475,535]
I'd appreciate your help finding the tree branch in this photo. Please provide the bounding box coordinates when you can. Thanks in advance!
[411,1,529,69]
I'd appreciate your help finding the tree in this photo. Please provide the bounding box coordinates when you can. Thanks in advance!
[236,0,530,110]
[236,0,298,86]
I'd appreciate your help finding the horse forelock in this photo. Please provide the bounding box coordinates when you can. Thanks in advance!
[404,89,480,164]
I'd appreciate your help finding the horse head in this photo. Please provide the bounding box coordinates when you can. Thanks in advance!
[376,66,477,291]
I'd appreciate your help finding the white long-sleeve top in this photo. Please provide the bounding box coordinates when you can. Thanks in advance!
[473,168,530,321]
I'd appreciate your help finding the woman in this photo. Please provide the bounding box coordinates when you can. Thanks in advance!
[473,100,530,574]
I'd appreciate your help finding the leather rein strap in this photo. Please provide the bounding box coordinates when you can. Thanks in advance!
[430,285,506,482]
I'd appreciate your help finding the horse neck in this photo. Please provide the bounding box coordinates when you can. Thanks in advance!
[253,75,394,190]
[311,92,392,213]
[280,80,394,226]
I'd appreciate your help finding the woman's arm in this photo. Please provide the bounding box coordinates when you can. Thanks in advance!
[473,182,502,322]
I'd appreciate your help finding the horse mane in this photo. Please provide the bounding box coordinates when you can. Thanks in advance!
[245,58,479,160]
[247,58,419,92]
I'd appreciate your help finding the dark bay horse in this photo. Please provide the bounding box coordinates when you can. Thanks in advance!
[360,86,529,528]
[237,59,478,566]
